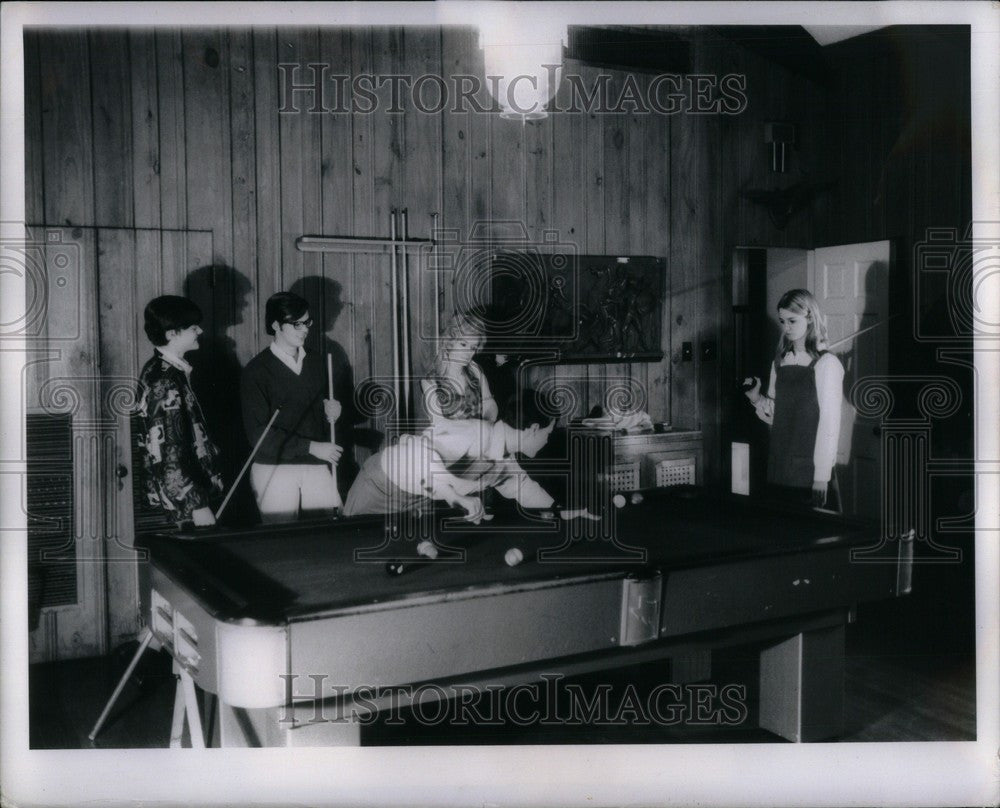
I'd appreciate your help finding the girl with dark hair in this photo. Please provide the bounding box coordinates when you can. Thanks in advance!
[136,295,224,527]
[744,289,845,510]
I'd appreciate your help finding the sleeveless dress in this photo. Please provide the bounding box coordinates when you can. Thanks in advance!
[767,351,826,489]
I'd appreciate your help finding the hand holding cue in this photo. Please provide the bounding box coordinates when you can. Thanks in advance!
[327,353,343,511]
[214,408,281,522]
[326,353,336,446]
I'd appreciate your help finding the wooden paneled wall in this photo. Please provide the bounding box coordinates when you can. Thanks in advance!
[819,26,972,451]
[25,26,825,486]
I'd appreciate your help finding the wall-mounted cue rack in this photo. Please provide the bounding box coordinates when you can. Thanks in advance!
[296,209,440,422]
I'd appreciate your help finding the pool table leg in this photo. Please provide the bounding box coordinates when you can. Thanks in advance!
[758,623,845,742]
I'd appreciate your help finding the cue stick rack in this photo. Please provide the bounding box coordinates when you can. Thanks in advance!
[296,210,442,425]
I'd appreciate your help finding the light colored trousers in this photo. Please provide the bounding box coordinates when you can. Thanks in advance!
[251,463,342,522]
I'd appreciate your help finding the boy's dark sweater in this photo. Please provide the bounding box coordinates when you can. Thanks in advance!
[240,348,329,465]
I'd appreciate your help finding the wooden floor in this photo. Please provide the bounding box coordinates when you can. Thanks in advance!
[29,622,976,748]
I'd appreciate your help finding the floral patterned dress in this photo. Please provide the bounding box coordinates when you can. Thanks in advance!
[136,352,224,525]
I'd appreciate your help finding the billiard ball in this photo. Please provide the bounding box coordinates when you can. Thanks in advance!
[612,494,627,508]
[631,492,644,506]
[505,547,524,567]
[416,540,438,560]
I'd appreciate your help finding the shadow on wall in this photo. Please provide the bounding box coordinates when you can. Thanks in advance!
[839,260,886,520]
[289,275,365,493]
[184,264,259,526]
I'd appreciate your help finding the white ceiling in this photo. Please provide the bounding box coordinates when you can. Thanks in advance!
[802,25,889,46]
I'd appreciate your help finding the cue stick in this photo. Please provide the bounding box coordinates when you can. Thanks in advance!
[326,352,343,508]
[88,627,154,740]
[740,314,902,391]
[825,313,902,350]
[214,408,281,522]
[400,208,412,419]
[390,209,401,418]
[326,352,336,446]
[431,212,441,341]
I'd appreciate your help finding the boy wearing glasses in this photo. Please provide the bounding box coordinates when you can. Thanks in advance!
[241,292,343,522]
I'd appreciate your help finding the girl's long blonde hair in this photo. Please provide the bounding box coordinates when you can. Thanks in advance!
[775,288,828,362]
[430,310,488,376]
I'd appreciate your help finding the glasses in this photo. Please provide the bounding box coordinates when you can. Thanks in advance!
[284,318,313,331]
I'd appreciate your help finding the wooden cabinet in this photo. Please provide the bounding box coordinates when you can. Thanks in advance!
[596,430,703,492]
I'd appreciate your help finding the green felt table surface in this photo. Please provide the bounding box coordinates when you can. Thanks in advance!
[138,487,875,623]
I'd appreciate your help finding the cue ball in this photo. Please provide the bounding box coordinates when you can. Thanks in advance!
[631,492,644,505]
[505,547,524,567]
[612,494,627,508]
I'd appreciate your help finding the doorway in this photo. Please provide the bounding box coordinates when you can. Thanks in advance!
[726,241,891,520]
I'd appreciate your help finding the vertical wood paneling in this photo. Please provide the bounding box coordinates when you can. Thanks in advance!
[524,119,552,246]
[466,43,492,236]
[228,29,259,365]
[489,112,524,228]
[626,77,649,417]
[368,28,403,391]
[523,114,554,398]
[41,32,93,227]
[156,30,187,231]
[668,76,699,429]
[252,28,281,341]
[90,30,134,227]
[24,31,44,224]
[29,26,855,489]
[319,26,357,351]
[741,49,775,245]
[318,27,361,479]
[277,29,323,294]
[95,228,140,646]
[603,71,629,416]
[547,62,588,416]
[697,68,724,488]
[349,29,378,407]
[133,229,163,371]
[129,31,162,230]
[29,228,107,657]
[643,72,671,424]
[718,42,742,474]
[819,29,971,380]
[401,27,443,382]
[583,64,606,415]
[439,28,476,324]
[183,28,234,348]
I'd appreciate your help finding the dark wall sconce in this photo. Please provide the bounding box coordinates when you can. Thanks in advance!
[765,122,796,173]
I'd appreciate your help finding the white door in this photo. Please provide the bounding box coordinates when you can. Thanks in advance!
[808,240,892,520]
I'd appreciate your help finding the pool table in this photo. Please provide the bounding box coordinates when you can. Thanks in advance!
[136,487,912,746]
